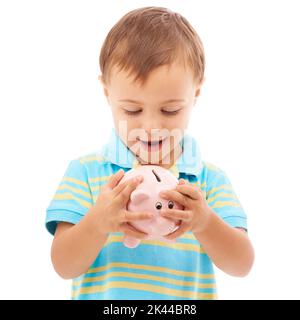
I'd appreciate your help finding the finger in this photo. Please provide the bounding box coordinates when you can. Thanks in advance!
[111,180,128,196]
[164,222,190,240]
[176,184,202,200]
[120,210,153,223]
[178,178,187,185]
[159,189,189,207]
[113,175,143,196]
[106,169,125,190]
[161,208,191,222]
[115,177,143,205]
[120,222,149,240]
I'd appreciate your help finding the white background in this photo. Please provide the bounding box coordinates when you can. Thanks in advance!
[0,0,299,299]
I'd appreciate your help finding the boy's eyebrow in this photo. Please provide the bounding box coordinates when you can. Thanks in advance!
[118,99,186,104]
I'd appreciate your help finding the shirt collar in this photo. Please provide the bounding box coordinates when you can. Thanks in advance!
[101,127,202,178]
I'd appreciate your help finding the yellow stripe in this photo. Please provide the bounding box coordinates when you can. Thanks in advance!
[62,176,89,189]
[132,159,140,169]
[104,235,205,254]
[89,175,110,184]
[206,184,232,197]
[86,262,215,279]
[58,184,92,200]
[73,271,216,289]
[91,185,100,192]
[183,232,197,240]
[110,232,197,241]
[207,192,237,204]
[191,181,206,189]
[54,192,92,209]
[211,201,241,209]
[195,181,207,197]
[72,281,216,300]
[79,155,106,164]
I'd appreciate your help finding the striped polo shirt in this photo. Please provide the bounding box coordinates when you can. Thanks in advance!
[45,127,247,300]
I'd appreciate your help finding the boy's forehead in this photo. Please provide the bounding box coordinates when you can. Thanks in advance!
[109,64,195,99]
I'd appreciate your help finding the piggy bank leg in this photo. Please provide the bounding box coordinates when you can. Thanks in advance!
[123,236,141,248]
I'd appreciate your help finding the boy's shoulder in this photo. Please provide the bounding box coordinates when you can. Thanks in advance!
[67,134,112,166]
[200,161,230,187]
[201,161,225,174]
[66,150,112,176]
[77,151,107,165]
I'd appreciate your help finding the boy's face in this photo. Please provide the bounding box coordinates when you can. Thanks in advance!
[99,63,202,168]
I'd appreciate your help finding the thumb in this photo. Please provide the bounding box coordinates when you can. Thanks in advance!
[178,178,187,185]
[106,169,125,190]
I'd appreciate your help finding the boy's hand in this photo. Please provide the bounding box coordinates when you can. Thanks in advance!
[92,169,153,239]
[159,179,212,239]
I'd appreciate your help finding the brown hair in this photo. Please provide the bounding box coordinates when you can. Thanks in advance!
[99,6,205,87]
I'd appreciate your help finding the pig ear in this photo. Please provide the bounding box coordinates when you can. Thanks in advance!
[130,189,150,204]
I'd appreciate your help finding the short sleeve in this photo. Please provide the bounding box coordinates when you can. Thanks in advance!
[205,169,247,230]
[45,159,93,235]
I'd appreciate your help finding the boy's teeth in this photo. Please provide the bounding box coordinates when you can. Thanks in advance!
[139,138,164,145]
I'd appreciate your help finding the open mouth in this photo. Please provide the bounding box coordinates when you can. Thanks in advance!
[138,137,166,152]
[138,137,164,144]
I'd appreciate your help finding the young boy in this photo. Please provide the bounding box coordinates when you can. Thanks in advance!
[46,6,254,300]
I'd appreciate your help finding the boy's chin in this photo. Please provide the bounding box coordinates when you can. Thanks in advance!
[135,153,163,165]
[135,150,176,168]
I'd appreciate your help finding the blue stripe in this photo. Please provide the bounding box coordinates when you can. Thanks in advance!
[90,241,215,275]
[55,188,92,203]
[59,179,91,192]
[73,288,206,300]
[78,267,216,285]
[212,206,246,218]
[208,195,240,207]
[72,276,216,294]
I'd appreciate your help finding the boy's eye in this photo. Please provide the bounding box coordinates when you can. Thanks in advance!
[123,109,181,116]
[162,109,180,115]
[124,109,141,115]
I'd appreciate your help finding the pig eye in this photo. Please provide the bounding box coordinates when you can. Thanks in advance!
[168,201,174,209]
[155,202,162,210]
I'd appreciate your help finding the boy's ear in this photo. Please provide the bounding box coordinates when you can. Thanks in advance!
[98,74,105,85]
[193,85,201,106]
[193,77,205,106]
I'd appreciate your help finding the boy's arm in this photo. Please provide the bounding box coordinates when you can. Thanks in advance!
[50,171,151,280]
[159,180,254,277]
[193,208,254,277]
[51,208,109,280]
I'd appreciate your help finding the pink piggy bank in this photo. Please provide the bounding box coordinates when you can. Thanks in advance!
[119,165,183,248]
